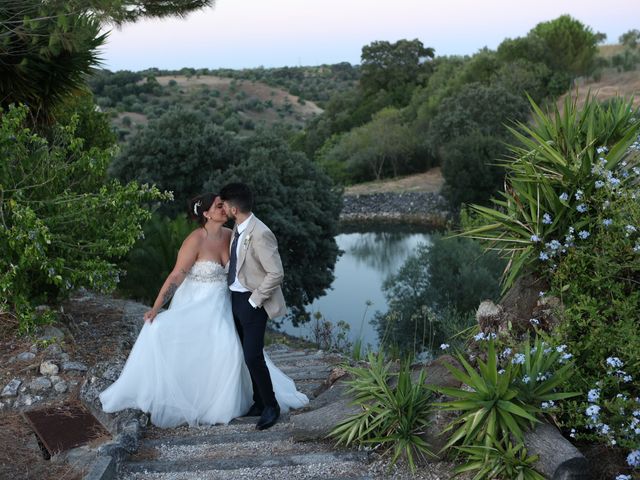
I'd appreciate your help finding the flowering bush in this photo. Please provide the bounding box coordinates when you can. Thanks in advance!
[0,105,170,332]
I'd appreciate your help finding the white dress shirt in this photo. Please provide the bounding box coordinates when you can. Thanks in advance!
[229,214,258,308]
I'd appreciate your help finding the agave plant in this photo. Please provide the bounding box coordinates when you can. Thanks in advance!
[455,438,545,480]
[436,339,539,450]
[329,353,435,472]
[460,94,640,290]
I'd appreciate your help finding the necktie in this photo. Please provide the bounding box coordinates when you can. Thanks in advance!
[227,230,241,286]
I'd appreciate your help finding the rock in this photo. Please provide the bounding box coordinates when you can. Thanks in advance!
[50,375,61,383]
[523,422,589,479]
[16,352,36,362]
[292,396,361,441]
[40,360,59,376]
[54,380,68,394]
[29,377,52,392]
[415,354,463,389]
[45,343,63,356]
[1,379,22,397]
[60,353,70,362]
[22,394,43,407]
[101,364,124,382]
[37,325,65,342]
[62,361,88,373]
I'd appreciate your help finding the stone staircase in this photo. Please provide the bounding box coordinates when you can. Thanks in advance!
[116,346,374,480]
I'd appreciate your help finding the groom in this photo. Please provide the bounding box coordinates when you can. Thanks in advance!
[220,182,286,431]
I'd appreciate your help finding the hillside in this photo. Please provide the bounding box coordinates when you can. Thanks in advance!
[560,70,640,109]
[90,71,325,142]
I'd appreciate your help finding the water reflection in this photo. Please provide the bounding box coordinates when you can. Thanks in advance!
[278,225,432,349]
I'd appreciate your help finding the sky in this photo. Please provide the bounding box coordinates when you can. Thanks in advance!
[100,0,640,71]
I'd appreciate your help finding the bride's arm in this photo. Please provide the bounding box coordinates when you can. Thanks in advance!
[143,232,200,323]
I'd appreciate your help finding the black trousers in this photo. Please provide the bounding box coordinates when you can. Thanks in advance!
[231,291,277,409]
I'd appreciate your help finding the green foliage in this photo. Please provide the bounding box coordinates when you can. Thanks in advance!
[109,108,246,216]
[329,353,435,472]
[549,170,640,450]
[455,440,544,480]
[498,15,601,79]
[318,108,423,182]
[374,235,504,355]
[461,95,640,290]
[437,336,578,452]
[0,104,169,332]
[428,83,530,147]
[360,39,435,105]
[619,29,640,49]
[440,132,508,206]
[52,92,117,150]
[0,1,106,121]
[118,214,193,303]
[205,131,342,324]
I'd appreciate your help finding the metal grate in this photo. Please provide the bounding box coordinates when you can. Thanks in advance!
[23,403,110,456]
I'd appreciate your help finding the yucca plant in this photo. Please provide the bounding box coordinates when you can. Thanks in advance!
[460,94,640,290]
[436,339,539,450]
[455,437,545,480]
[512,335,579,408]
[329,353,435,472]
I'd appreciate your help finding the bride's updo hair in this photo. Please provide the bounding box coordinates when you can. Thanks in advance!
[187,193,218,227]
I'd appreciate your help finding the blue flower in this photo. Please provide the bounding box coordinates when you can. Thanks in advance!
[607,357,624,369]
[625,225,637,234]
[539,252,549,261]
[627,449,640,468]
[603,218,613,227]
[530,234,541,242]
[616,475,632,480]
[596,146,608,154]
[541,401,555,409]
[576,204,588,213]
[512,353,525,365]
[610,177,621,187]
[575,190,584,200]
[588,388,600,402]
[542,213,552,224]
[578,230,590,240]
[473,332,485,341]
[560,352,573,362]
[595,180,605,189]
[440,343,449,350]
[530,318,539,326]
[559,192,569,201]
[522,375,530,384]
[586,404,600,419]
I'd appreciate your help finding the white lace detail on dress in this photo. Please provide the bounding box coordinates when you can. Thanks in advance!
[186,261,227,283]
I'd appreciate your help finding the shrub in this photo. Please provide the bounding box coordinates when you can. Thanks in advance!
[330,353,435,472]
[461,95,640,289]
[0,105,169,332]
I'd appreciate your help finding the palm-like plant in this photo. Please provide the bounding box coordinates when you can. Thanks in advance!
[455,438,545,480]
[329,353,436,472]
[0,1,106,120]
[460,94,640,290]
[437,340,539,450]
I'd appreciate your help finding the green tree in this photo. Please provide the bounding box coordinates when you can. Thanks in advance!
[619,28,640,49]
[109,108,246,216]
[360,39,435,105]
[205,131,342,325]
[441,132,507,206]
[319,108,420,182]
[0,105,169,331]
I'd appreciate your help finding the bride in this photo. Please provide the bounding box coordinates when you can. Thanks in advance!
[99,193,308,428]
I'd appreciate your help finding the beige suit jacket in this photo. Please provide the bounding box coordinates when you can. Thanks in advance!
[231,215,287,319]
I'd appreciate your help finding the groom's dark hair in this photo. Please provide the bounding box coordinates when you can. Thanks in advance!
[220,182,253,213]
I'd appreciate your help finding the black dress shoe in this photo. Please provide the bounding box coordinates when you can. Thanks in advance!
[256,404,280,430]
[243,403,263,417]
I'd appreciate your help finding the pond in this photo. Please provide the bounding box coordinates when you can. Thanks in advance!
[278,224,432,350]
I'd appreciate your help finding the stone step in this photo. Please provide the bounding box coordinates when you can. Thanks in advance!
[135,437,343,463]
[122,451,370,476]
[140,428,292,449]
[120,461,372,480]
[267,351,323,362]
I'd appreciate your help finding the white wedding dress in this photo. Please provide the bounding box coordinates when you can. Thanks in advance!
[99,261,308,428]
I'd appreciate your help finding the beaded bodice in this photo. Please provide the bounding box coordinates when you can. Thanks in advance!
[186,261,228,283]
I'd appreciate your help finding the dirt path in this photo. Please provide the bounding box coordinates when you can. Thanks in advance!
[344,168,444,196]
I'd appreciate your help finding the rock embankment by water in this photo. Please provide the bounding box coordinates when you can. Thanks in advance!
[340,192,450,226]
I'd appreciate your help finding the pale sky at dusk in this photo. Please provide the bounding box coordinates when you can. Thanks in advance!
[100,0,640,71]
